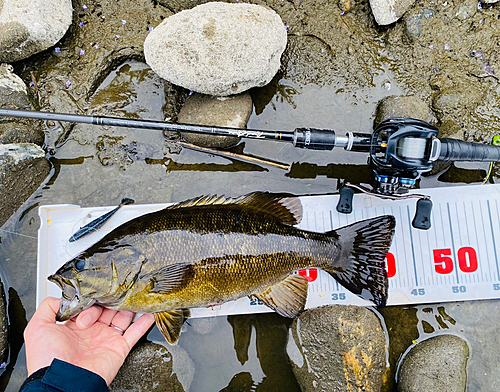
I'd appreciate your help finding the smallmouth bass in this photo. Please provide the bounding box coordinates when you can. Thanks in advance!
[49,192,396,344]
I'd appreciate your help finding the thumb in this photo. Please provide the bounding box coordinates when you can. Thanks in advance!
[31,297,61,324]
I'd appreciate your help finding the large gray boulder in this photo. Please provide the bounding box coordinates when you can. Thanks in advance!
[144,2,287,96]
[287,305,389,392]
[397,334,469,392]
[0,0,73,63]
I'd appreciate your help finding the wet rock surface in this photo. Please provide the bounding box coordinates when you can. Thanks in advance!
[0,279,8,366]
[144,2,287,96]
[177,92,253,148]
[397,334,469,392]
[287,305,388,392]
[374,95,431,127]
[0,64,43,145]
[0,143,49,227]
[0,0,72,63]
[110,342,187,391]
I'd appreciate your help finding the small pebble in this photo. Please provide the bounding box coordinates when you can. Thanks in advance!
[121,20,126,25]
[94,44,100,49]
[79,49,85,55]
[79,22,83,27]
[54,47,61,53]
[149,26,154,32]
[445,43,449,50]
[65,80,71,87]
[82,4,87,9]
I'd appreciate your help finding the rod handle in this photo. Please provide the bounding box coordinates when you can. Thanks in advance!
[438,138,500,162]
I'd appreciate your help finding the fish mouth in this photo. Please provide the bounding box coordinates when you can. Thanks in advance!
[48,274,93,321]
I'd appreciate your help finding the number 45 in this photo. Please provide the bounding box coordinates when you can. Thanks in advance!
[411,288,426,296]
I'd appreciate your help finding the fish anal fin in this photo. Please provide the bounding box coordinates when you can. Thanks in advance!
[165,192,302,225]
[154,309,191,345]
[254,274,308,318]
[141,264,194,294]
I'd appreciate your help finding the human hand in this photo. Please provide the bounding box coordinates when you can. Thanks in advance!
[24,297,155,385]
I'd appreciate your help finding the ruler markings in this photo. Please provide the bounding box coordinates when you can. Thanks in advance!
[479,201,493,281]
[456,202,465,283]
[445,203,459,284]
[470,200,484,281]
[401,205,414,286]
[487,200,499,281]
[407,205,419,286]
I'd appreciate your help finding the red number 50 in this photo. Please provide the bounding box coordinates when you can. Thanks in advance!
[433,247,478,274]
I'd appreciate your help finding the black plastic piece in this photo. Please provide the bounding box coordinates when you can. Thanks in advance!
[412,198,433,230]
[293,128,336,150]
[336,186,354,214]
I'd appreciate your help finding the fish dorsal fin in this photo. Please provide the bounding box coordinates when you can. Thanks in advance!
[254,274,309,318]
[165,192,302,225]
[140,264,194,294]
[154,309,191,345]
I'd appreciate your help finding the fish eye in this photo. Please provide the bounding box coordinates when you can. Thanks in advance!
[74,259,86,272]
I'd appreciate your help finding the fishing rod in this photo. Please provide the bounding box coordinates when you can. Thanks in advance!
[1,108,500,230]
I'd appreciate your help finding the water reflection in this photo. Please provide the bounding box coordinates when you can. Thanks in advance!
[0,288,27,390]
[225,314,300,392]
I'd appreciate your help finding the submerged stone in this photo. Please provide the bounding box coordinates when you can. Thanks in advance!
[0,143,49,227]
[374,95,430,128]
[110,342,188,391]
[397,334,469,392]
[287,305,389,392]
[0,0,72,63]
[177,92,253,148]
[144,2,287,96]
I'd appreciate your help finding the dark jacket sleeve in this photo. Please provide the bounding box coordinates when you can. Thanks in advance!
[19,359,108,392]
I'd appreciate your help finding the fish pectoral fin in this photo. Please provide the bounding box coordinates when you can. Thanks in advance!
[154,309,191,345]
[142,264,194,294]
[254,274,308,318]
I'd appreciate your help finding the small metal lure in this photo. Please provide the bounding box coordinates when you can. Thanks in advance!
[69,198,135,242]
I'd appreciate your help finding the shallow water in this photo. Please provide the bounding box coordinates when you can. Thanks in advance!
[0,59,496,391]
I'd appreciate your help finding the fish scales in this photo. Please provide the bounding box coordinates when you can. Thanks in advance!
[106,206,337,312]
[49,192,396,344]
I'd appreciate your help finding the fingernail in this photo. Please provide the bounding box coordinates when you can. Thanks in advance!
[78,314,92,329]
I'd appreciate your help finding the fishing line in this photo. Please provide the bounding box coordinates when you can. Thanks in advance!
[0,228,37,240]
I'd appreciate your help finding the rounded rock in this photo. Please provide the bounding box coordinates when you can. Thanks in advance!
[287,305,389,392]
[397,334,469,392]
[0,0,72,63]
[0,143,50,227]
[144,2,287,96]
[110,342,187,391]
[374,95,430,128]
[0,64,44,145]
[177,92,253,148]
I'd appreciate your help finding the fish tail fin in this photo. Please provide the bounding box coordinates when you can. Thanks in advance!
[322,215,396,307]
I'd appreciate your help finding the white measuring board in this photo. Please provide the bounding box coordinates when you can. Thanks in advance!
[37,184,500,318]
